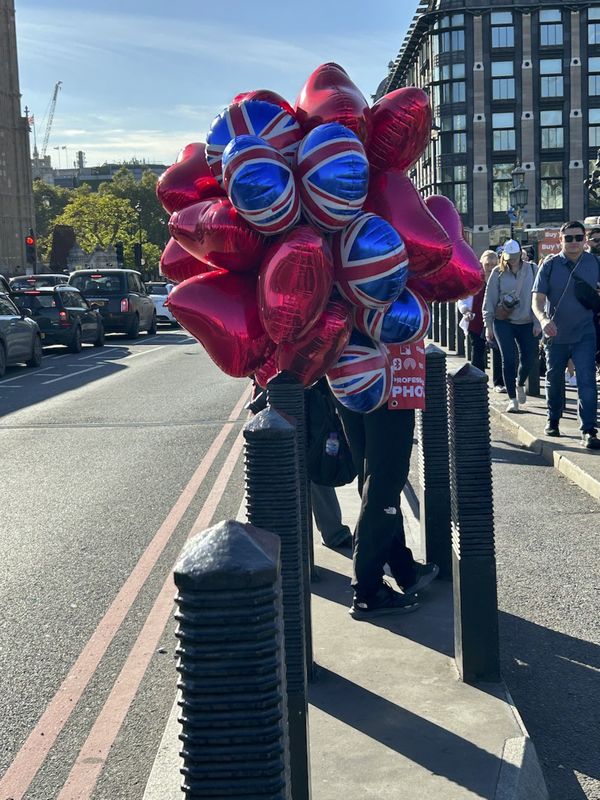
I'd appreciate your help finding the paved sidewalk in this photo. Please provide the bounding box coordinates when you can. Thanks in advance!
[143,481,547,800]
[442,347,600,501]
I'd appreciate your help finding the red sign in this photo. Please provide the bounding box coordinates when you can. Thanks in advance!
[539,229,561,256]
[387,341,426,410]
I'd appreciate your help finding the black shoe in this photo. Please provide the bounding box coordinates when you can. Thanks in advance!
[544,420,560,437]
[349,582,420,620]
[400,562,440,595]
[582,429,600,450]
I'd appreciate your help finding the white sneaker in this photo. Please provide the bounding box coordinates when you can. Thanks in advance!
[494,385,507,393]
[506,398,519,413]
[516,385,526,405]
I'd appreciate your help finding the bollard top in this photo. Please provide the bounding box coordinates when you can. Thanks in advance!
[267,370,303,389]
[447,362,489,384]
[174,520,280,591]
[243,407,296,437]
[424,343,446,359]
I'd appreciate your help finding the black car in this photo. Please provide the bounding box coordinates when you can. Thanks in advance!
[10,274,68,290]
[69,269,156,338]
[0,292,43,377]
[11,286,104,352]
[0,275,12,296]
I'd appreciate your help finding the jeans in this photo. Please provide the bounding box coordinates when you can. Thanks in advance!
[311,483,351,546]
[492,320,537,399]
[334,403,416,599]
[468,331,486,372]
[545,335,598,431]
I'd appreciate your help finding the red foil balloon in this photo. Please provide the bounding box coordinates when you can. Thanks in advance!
[233,89,295,117]
[160,238,212,284]
[294,63,372,145]
[169,198,267,273]
[258,226,333,343]
[368,88,432,173]
[408,195,484,302]
[277,296,353,387]
[166,271,274,377]
[156,142,224,215]
[254,345,279,388]
[366,170,452,278]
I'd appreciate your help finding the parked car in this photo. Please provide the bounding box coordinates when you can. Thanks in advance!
[69,269,156,338]
[0,275,13,296]
[10,273,68,290]
[11,286,104,352]
[0,292,43,377]
[145,282,178,327]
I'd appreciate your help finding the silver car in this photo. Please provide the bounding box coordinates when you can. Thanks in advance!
[0,292,43,378]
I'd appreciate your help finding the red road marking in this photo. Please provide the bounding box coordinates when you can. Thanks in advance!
[56,429,246,799]
[0,384,251,800]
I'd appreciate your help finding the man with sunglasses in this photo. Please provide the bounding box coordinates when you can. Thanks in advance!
[532,221,600,449]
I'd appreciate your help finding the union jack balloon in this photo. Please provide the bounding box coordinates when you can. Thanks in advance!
[206,100,302,185]
[327,330,391,414]
[222,135,300,236]
[334,212,408,310]
[354,287,430,344]
[295,122,369,232]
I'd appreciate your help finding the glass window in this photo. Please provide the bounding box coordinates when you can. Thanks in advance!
[440,116,453,131]
[452,63,465,79]
[540,162,563,210]
[492,78,516,100]
[590,8,600,20]
[491,12,513,24]
[452,82,466,102]
[540,59,562,74]
[452,14,464,26]
[590,76,600,95]
[590,23,600,45]
[439,15,450,28]
[590,57,600,71]
[454,114,467,130]
[493,112,514,128]
[542,76,564,97]
[451,30,465,51]
[492,163,513,212]
[0,297,18,316]
[455,183,468,214]
[541,127,564,149]
[590,108,600,123]
[454,165,467,182]
[453,132,467,153]
[439,32,451,52]
[492,26,514,48]
[540,10,561,22]
[492,62,513,77]
[541,110,562,125]
[493,130,516,150]
[541,24,563,46]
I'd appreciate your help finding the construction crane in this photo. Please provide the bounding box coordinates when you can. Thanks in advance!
[40,81,62,160]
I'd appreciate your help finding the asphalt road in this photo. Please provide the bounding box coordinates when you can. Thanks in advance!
[0,329,249,799]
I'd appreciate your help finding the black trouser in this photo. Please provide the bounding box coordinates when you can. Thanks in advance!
[335,402,416,599]
[468,331,487,372]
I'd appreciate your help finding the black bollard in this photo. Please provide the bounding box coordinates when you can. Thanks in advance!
[174,520,291,800]
[243,408,311,799]
[447,364,500,684]
[432,302,440,343]
[416,345,452,580]
[266,372,314,678]
[440,303,448,348]
[447,302,456,352]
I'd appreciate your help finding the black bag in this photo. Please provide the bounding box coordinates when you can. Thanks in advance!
[572,274,600,313]
[306,382,356,487]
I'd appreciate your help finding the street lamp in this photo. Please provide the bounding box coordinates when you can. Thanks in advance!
[430,123,441,196]
[508,162,528,241]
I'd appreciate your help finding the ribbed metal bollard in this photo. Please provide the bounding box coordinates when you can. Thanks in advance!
[432,302,440,342]
[447,302,456,352]
[266,372,314,679]
[447,364,500,684]
[416,344,452,580]
[439,303,448,348]
[243,408,311,800]
[174,520,291,800]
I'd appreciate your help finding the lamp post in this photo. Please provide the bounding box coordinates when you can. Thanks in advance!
[134,202,144,275]
[508,162,528,241]
[430,123,441,196]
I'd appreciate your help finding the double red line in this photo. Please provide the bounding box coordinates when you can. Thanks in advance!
[0,384,251,799]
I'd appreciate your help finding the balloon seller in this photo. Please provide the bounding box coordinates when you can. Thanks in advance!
[157,63,484,619]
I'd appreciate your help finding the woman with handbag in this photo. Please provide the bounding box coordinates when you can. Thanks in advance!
[483,239,541,412]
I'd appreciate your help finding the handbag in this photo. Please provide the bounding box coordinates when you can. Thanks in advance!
[306,381,357,487]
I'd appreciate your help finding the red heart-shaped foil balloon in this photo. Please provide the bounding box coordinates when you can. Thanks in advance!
[407,195,484,302]
[258,226,333,343]
[167,271,274,377]
[366,170,452,278]
[232,89,295,117]
[254,345,279,389]
[276,296,353,387]
[156,143,224,215]
[294,63,372,145]
[169,198,267,273]
[160,237,212,284]
[368,88,432,173]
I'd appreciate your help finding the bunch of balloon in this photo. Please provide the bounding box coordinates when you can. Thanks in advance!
[156,63,484,412]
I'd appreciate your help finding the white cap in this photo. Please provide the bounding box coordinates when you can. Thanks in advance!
[503,239,521,255]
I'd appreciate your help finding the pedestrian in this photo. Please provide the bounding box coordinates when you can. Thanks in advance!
[585,227,600,384]
[483,239,540,412]
[457,249,498,376]
[334,400,438,619]
[532,221,600,448]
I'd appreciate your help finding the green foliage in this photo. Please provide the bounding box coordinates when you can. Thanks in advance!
[52,193,138,252]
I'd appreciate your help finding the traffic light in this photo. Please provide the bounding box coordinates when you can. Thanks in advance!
[25,229,36,268]
[133,242,143,268]
[115,241,124,265]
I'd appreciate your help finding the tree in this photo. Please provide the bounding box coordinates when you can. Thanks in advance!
[51,192,138,252]
[33,179,71,260]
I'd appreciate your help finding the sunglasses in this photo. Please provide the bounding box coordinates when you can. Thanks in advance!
[562,234,585,242]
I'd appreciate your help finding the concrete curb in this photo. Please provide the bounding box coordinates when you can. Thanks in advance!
[495,736,548,800]
[489,404,600,501]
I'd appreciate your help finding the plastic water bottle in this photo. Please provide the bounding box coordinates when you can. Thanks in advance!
[325,433,339,457]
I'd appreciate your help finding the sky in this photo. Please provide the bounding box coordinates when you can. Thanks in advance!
[14,0,418,169]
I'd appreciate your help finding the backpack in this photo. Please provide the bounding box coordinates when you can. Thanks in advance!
[306,381,357,487]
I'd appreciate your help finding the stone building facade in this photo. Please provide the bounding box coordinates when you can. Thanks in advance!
[0,0,34,275]
[379,0,600,255]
